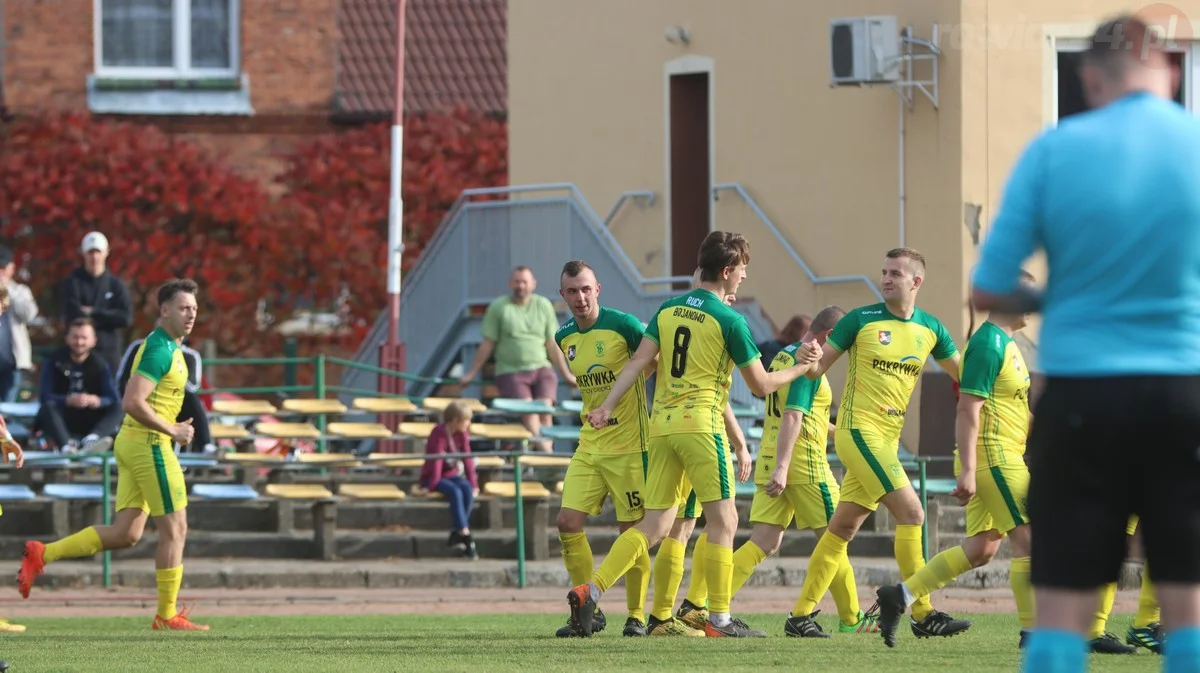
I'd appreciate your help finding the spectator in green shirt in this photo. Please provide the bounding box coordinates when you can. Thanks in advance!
[460,267,575,452]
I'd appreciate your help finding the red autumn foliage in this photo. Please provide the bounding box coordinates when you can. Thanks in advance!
[0,112,273,355]
[0,106,508,370]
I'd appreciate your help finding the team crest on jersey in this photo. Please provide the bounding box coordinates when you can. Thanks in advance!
[567,345,576,361]
[878,330,892,345]
[1012,355,1022,371]
[914,335,925,350]
[595,341,605,357]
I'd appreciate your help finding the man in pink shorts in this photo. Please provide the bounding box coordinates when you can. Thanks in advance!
[460,266,575,452]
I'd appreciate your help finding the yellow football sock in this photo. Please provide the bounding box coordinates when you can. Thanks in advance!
[705,542,735,614]
[651,538,686,620]
[1090,582,1117,639]
[895,524,934,621]
[904,545,972,601]
[1134,566,1160,629]
[1010,556,1035,630]
[559,532,594,587]
[156,565,183,620]
[730,541,768,597]
[685,533,708,607]
[793,531,849,616]
[593,528,648,592]
[43,526,103,564]
[830,553,862,625]
[625,545,651,621]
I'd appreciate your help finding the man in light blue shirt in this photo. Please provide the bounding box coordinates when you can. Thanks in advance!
[974,13,1200,673]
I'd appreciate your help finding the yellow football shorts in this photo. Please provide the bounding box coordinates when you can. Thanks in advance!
[645,432,735,510]
[954,453,1029,536]
[749,480,839,531]
[560,450,647,523]
[835,428,909,511]
[115,432,188,517]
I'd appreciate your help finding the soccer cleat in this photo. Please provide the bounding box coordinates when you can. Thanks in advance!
[646,615,704,637]
[705,617,768,638]
[1019,629,1031,649]
[838,608,881,634]
[1126,623,1163,654]
[1089,632,1136,654]
[17,541,46,599]
[910,610,972,639]
[0,619,26,633]
[875,584,907,647]
[152,606,210,631]
[784,611,831,638]
[623,617,647,637]
[675,599,709,631]
[554,608,607,637]
[566,584,597,637]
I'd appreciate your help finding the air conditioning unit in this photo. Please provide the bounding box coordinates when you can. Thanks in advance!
[830,16,901,85]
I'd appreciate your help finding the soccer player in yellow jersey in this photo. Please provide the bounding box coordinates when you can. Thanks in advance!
[789,248,971,641]
[0,286,28,633]
[566,231,809,638]
[552,260,654,638]
[18,279,209,631]
[876,270,1037,647]
[721,305,879,637]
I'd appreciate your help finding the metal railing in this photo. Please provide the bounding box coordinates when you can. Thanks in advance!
[28,449,950,590]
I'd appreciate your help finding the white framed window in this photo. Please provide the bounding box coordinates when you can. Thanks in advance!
[94,0,240,79]
[1053,38,1190,122]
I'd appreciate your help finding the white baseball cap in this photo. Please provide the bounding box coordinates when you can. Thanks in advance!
[81,232,109,253]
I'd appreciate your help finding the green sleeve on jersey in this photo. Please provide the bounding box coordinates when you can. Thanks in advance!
[480,298,504,341]
[554,320,575,350]
[827,312,860,352]
[784,376,818,413]
[959,338,1003,398]
[929,315,959,360]
[617,312,645,352]
[722,313,760,368]
[135,337,173,383]
[643,307,663,345]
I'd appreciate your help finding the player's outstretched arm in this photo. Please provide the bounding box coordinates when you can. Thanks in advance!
[723,403,752,482]
[952,393,984,504]
[588,339,660,427]
[936,353,962,383]
[801,342,843,381]
[765,410,804,497]
[739,357,816,397]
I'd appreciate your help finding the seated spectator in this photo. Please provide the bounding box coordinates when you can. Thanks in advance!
[117,336,213,454]
[35,318,122,453]
[419,401,479,560]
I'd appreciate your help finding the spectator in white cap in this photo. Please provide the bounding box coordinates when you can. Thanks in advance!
[0,245,38,402]
[59,232,132,372]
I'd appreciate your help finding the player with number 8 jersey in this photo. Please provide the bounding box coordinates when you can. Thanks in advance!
[566,231,812,639]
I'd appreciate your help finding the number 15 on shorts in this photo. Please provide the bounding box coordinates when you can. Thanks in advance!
[626,491,643,509]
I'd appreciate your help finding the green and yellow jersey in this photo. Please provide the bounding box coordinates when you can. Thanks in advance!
[828,303,958,438]
[958,321,1031,467]
[643,288,759,437]
[555,307,648,455]
[119,327,189,444]
[756,343,835,486]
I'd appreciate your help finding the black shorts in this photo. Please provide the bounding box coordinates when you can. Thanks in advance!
[1029,375,1200,588]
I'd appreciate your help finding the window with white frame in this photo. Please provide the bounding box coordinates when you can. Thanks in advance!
[1055,39,1187,121]
[96,0,239,79]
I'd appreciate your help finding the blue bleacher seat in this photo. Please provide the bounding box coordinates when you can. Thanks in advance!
[20,452,71,468]
[747,426,763,441]
[43,484,104,500]
[921,478,959,496]
[559,400,583,414]
[540,426,581,441]
[492,398,557,415]
[735,480,757,497]
[192,483,260,500]
[0,484,36,501]
[179,457,219,469]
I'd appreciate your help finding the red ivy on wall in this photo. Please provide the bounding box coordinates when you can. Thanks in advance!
[0,106,508,360]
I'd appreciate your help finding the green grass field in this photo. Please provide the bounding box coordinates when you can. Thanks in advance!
[1,613,1161,673]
